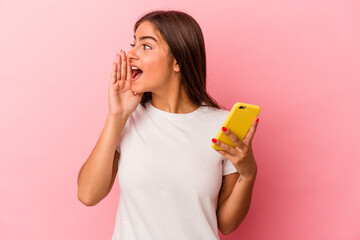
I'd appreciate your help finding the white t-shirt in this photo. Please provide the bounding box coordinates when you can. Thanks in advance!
[112,101,237,240]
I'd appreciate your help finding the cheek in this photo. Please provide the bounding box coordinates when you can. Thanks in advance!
[144,58,170,82]
[145,69,169,88]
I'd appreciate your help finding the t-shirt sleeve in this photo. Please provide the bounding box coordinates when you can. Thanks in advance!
[222,159,238,175]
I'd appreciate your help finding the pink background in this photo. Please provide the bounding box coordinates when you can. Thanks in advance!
[1,0,359,239]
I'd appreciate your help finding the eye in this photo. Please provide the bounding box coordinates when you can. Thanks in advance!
[129,43,151,50]
[143,44,151,50]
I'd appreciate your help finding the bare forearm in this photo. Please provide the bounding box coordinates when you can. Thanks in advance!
[217,176,256,235]
[77,114,128,205]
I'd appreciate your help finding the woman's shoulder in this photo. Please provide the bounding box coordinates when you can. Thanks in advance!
[202,104,229,115]
[199,105,229,124]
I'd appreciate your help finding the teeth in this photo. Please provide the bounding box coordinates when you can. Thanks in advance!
[131,66,139,70]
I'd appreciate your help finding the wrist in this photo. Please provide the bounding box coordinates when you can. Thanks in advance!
[107,113,129,121]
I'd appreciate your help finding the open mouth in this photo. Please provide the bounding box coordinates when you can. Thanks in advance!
[131,68,143,81]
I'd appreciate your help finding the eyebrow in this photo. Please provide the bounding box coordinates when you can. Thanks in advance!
[133,35,158,43]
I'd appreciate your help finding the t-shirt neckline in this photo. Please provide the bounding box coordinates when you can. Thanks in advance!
[146,101,206,119]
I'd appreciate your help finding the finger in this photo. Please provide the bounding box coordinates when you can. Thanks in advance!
[221,127,246,150]
[212,138,238,156]
[121,50,127,80]
[126,53,132,81]
[111,62,117,84]
[243,118,259,145]
[116,53,121,82]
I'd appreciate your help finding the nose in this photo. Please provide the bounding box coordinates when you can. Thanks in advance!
[126,48,137,61]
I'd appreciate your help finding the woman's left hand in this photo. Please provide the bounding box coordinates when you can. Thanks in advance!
[212,118,259,182]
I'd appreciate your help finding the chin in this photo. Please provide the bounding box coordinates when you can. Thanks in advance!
[131,85,143,94]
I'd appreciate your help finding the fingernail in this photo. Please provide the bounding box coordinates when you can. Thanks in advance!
[212,138,217,143]
[256,118,259,123]
[222,127,227,132]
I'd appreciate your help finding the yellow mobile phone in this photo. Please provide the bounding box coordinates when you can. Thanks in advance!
[212,102,261,151]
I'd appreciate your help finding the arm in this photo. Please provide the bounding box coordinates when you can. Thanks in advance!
[217,175,256,235]
[214,118,259,235]
[77,114,128,206]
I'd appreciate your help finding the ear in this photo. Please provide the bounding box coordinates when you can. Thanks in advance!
[173,58,180,72]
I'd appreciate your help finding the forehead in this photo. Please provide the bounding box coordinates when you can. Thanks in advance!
[134,21,162,43]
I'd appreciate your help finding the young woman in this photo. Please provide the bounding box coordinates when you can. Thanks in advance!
[77,10,259,240]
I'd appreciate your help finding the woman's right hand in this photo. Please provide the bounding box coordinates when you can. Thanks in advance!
[108,50,143,118]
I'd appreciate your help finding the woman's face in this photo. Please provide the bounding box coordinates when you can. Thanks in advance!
[127,21,179,94]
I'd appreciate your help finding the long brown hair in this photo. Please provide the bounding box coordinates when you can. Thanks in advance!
[134,10,226,110]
